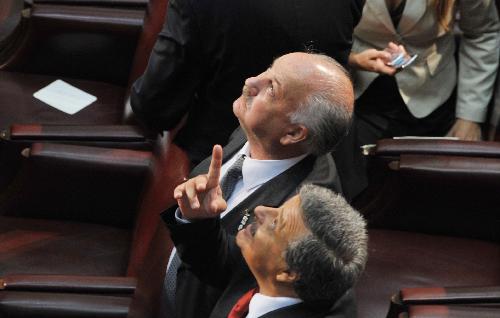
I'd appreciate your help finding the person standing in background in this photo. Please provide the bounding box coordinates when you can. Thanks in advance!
[131,0,364,166]
[335,0,500,200]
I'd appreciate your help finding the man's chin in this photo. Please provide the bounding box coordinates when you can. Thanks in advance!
[239,123,248,135]
[232,98,244,116]
[236,224,252,248]
[235,230,245,249]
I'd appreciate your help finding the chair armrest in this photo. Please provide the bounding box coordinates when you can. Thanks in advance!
[0,143,152,227]
[2,124,154,151]
[400,286,500,305]
[1,275,136,294]
[34,0,147,6]
[26,142,152,166]
[8,124,149,142]
[395,154,500,184]
[402,304,500,318]
[372,139,500,158]
[0,291,130,318]
[387,287,500,318]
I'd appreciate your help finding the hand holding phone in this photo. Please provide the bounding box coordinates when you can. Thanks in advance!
[389,52,418,69]
[385,42,417,70]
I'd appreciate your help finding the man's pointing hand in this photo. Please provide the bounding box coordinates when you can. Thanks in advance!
[174,145,227,220]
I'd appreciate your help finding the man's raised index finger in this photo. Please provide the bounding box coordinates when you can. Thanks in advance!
[206,145,223,188]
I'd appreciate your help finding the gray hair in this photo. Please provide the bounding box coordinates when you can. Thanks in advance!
[285,184,368,306]
[289,55,353,156]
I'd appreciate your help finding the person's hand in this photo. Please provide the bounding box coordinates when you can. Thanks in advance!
[446,119,483,141]
[385,42,411,62]
[173,145,227,220]
[349,49,396,75]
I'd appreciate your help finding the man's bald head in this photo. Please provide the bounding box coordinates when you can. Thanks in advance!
[278,52,354,108]
[279,52,354,155]
[233,52,353,159]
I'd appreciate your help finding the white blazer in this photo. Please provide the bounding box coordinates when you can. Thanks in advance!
[352,0,500,122]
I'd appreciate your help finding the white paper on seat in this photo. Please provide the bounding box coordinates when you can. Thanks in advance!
[33,80,97,115]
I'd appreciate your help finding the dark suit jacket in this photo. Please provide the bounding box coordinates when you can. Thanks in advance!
[161,127,356,318]
[131,0,365,163]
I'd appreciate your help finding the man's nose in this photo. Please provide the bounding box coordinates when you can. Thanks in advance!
[244,76,262,96]
[253,206,277,222]
[253,206,265,222]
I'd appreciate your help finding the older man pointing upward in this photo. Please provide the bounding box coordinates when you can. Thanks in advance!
[161,52,356,318]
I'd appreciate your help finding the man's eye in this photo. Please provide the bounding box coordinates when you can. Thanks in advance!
[269,218,277,230]
[268,84,275,97]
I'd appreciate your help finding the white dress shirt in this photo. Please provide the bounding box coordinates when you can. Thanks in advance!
[246,293,303,318]
[219,142,307,218]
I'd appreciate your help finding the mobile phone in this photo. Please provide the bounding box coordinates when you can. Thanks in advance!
[389,52,405,68]
[388,53,418,70]
[399,54,418,69]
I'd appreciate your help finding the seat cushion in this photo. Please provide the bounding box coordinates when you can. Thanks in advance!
[356,229,500,318]
[406,304,500,318]
[0,71,125,130]
[0,216,131,276]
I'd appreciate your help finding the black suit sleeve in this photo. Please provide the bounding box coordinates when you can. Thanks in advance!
[161,209,247,289]
[351,0,365,27]
[130,0,203,133]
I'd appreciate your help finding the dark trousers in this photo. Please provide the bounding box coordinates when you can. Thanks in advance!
[334,75,455,201]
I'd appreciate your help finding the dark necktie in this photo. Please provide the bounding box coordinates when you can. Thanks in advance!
[228,288,258,318]
[220,155,245,201]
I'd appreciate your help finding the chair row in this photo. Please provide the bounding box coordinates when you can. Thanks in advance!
[1,1,500,316]
[0,138,499,317]
[0,132,188,317]
[354,139,500,317]
[0,0,170,192]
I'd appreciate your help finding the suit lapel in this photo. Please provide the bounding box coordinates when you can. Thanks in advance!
[397,0,428,34]
[365,0,428,35]
[220,127,247,162]
[366,0,396,33]
[221,155,316,234]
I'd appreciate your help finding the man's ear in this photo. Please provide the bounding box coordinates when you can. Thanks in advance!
[280,124,308,146]
[276,269,300,284]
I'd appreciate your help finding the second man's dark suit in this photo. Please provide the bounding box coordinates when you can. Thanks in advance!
[161,128,356,318]
[163,191,352,318]
[163,216,349,318]
[131,0,365,164]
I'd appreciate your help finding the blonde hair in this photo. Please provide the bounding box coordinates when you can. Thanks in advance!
[433,0,454,31]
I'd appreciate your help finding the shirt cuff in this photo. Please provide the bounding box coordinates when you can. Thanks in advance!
[175,208,192,224]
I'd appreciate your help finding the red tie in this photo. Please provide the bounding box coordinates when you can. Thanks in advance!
[227,288,258,318]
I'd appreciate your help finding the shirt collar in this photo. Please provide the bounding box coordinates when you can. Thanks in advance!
[237,143,308,191]
[246,293,303,318]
